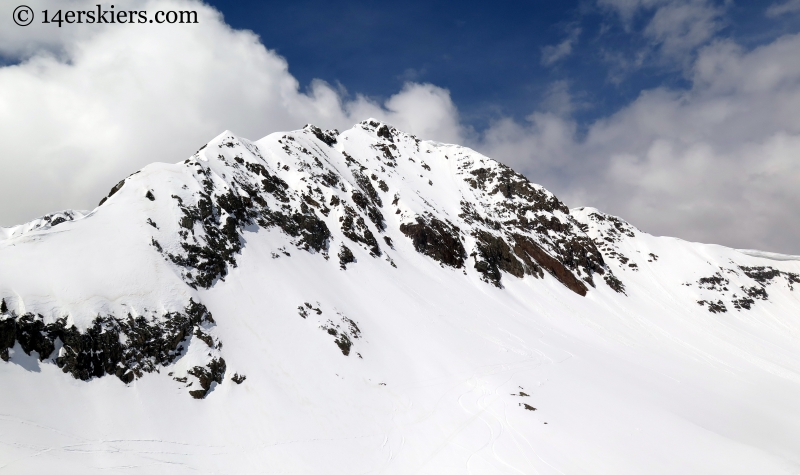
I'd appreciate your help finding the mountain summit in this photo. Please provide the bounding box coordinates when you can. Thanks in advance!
[2,121,800,474]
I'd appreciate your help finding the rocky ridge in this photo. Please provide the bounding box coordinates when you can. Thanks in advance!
[571,206,799,312]
[139,120,620,296]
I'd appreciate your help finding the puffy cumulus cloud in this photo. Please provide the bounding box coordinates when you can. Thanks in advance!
[477,35,800,254]
[0,0,462,226]
[0,0,98,58]
[347,82,464,145]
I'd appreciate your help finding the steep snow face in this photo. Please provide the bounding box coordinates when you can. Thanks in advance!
[2,122,800,474]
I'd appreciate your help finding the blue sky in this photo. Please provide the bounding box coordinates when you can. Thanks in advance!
[208,0,800,130]
[1,0,800,253]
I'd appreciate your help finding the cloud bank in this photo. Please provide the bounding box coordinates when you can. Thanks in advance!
[1,0,799,254]
[482,35,800,254]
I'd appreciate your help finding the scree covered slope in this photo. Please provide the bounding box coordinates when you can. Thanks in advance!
[1,120,800,474]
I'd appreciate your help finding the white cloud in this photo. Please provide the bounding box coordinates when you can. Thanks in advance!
[643,1,724,61]
[766,0,800,17]
[598,0,726,68]
[541,27,581,65]
[0,0,461,227]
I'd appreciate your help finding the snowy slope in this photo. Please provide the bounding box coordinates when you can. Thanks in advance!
[1,120,800,474]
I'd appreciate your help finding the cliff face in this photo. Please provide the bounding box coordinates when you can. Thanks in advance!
[1,121,800,474]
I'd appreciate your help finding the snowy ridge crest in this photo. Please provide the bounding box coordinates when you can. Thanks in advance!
[0,209,89,241]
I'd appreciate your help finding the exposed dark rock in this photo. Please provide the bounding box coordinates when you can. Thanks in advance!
[512,234,588,296]
[320,315,361,356]
[339,205,381,256]
[581,211,636,242]
[99,179,128,206]
[472,231,525,287]
[165,176,331,288]
[328,328,353,356]
[188,357,226,399]
[400,216,466,268]
[460,168,607,293]
[342,151,359,168]
[232,373,246,384]
[732,297,755,310]
[744,285,768,300]
[108,180,126,198]
[698,273,729,291]
[739,266,781,285]
[289,212,332,252]
[376,125,394,142]
[682,263,796,312]
[304,124,338,147]
[194,327,215,348]
[339,244,355,269]
[26,211,84,230]
[297,306,309,319]
[351,191,368,210]
[603,274,626,294]
[350,170,384,230]
[0,316,15,362]
[738,265,797,288]
[320,170,340,188]
[688,265,797,312]
[698,300,727,314]
[344,317,361,339]
[146,190,155,201]
[373,144,398,166]
[0,300,220,386]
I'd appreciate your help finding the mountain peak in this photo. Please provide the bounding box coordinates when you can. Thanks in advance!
[0,121,622,393]
[2,123,800,472]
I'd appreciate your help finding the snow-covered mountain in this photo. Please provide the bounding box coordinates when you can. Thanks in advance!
[1,120,799,474]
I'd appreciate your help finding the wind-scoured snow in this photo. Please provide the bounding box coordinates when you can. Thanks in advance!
[1,121,799,474]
